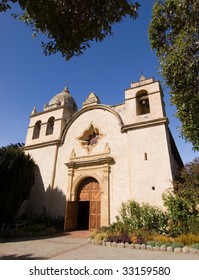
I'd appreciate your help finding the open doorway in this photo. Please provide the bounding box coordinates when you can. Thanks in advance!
[77,177,101,230]
[77,201,90,230]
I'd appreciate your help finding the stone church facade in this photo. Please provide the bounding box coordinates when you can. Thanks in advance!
[23,76,183,230]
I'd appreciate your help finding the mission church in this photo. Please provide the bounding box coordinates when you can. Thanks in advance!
[23,75,183,230]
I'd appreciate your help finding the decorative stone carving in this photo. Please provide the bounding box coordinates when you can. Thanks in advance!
[31,107,37,115]
[77,123,105,153]
[104,143,111,154]
[82,92,101,107]
[70,148,76,159]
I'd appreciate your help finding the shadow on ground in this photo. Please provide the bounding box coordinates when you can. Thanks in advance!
[0,253,45,260]
[0,231,70,243]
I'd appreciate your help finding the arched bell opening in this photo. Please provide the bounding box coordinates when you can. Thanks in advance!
[136,90,150,115]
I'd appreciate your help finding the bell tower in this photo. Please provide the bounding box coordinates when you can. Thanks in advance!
[124,75,166,125]
[121,76,182,206]
[25,87,77,147]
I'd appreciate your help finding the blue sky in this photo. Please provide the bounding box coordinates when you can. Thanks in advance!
[0,0,198,163]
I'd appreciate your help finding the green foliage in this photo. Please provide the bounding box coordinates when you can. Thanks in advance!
[163,193,191,235]
[92,194,199,246]
[188,216,199,234]
[117,200,168,234]
[171,242,184,249]
[117,200,141,230]
[163,157,199,236]
[22,222,46,233]
[101,221,126,236]
[89,229,108,243]
[147,240,156,247]
[0,0,140,60]
[173,157,199,214]
[191,243,199,250]
[31,208,65,230]
[147,241,165,247]
[0,144,35,223]
[93,159,199,244]
[149,0,199,150]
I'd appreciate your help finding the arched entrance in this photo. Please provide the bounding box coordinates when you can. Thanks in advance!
[77,177,101,230]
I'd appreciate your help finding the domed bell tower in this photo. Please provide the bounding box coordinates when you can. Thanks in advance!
[25,87,77,147]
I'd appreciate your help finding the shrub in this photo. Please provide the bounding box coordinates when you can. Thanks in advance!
[152,234,174,244]
[165,242,172,247]
[187,216,199,234]
[155,241,164,247]
[147,241,156,247]
[22,223,46,232]
[0,144,35,223]
[106,232,131,244]
[97,196,199,245]
[117,200,168,235]
[90,229,108,242]
[131,235,146,244]
[171,242,184,249]
[163,193,191,235]
[163,158,199,236]
[175,233,199,246]
[147,241,165,247]
[191,243,199,250]
[118,200,141,230]
[101,221,126,236]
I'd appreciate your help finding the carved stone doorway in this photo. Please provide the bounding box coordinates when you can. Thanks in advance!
[77,177,101,230]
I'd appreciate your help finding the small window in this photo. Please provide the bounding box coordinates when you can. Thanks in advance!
[46,117,55,135]
[136,90,150,115]
[32,120,42,139]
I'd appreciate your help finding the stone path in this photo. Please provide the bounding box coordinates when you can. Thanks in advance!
[0,231,198,260]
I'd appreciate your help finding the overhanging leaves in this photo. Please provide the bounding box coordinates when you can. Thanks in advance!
[1,0,140,60]
[149,0,199,150]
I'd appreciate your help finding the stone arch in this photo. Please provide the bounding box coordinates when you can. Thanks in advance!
[32,120,42,139]
[136,90,150,115]
[77,177,101,230]
[59,104,124,144]
[46,116,55,135]
[71,173,103,201]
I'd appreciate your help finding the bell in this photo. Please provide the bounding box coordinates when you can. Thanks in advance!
[140,95,148,106]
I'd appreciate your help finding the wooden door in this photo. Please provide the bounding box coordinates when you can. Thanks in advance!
[90,201,101,229]
[78,177,101,230]
[65,201,78,231]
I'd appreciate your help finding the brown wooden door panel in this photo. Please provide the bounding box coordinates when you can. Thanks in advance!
[90,201,101,229]
[65,201,78,231]
[79,192,90,201]
[91,192,101,201]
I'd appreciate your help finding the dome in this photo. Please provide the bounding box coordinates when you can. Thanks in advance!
[49,87,78,111]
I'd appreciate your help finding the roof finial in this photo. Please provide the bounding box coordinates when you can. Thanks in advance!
[31,106,37,115]
[140,71,146,81]
[64,80,70,92]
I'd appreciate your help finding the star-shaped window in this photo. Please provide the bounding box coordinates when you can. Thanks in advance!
[77,123,105,153]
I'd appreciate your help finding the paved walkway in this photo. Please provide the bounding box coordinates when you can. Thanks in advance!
[0,231,198,260]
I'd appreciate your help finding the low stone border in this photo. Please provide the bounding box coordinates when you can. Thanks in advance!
[88,238,199,254]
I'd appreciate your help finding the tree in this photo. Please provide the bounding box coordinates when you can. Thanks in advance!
[173,157,199,214]
[149,0,199,150]
[0,0,140,60]
[0,144,35,223]
[163,157,199,235]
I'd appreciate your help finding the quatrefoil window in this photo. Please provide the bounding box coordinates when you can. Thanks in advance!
[77,123,104,153]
